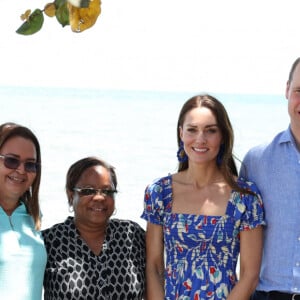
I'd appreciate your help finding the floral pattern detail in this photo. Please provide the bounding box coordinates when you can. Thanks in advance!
[141,175,265,300]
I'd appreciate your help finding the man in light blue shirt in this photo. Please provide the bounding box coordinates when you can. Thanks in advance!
[240,57,300,300]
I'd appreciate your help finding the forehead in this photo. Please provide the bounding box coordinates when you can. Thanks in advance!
[183,106,217,125]
[0,136,36,157]
[78,165,112,184]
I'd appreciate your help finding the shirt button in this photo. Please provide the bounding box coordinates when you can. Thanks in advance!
[298,237,300,241]
[296,262,300,267]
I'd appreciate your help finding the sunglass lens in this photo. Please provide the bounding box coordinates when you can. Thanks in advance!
[80,189,95,196]
[103,190,116,197]
[4,157,38,173]
[24,162,38,173]
[4,157,20,169]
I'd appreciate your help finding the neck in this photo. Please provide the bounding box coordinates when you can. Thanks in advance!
[74,219,108,255]
[0,198,20,216]
[184,163,224,189]
[74,219,107,240]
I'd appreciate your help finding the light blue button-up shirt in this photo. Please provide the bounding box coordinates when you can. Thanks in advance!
[240,126,300,293]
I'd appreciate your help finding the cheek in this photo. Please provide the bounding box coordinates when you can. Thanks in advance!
[108,199,115,209]
[72,195,81,210]
[287,98,299,115]
[27,173,37,186]
[181,132,193,143]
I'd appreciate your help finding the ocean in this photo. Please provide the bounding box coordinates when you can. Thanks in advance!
[0,86,289,230]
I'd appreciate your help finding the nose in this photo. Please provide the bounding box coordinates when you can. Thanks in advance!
[92,191,106,200]
[16,162,26,174]
[195,131,207,144]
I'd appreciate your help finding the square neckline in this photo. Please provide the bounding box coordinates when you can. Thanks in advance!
[167,174,234,218]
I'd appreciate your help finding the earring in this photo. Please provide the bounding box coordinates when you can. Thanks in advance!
[68,204,74,213]
[177,141,188,163]
[217,144,225,166]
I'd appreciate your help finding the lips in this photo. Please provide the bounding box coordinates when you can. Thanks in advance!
[8,175,25,183]
[193,147,208,153]
[90,206,106,212]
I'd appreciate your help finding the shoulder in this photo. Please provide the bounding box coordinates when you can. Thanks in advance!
[146,175,172,190]
[109,219,145,246]
[243,142,269,161]
[236,178,261,195]
[233,179,265,227]
[240,130,287,180]
[109,218,145,233]
[144,174,172,197]
[42,217,73,238]
[230,179,264,215]
[244,130,286,159]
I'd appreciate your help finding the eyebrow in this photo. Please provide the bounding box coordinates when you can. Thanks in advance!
[186,123,219,128]
[79,185,114,189]
[3,153,37,161]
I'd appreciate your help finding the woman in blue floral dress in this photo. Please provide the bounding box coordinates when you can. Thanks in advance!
[141,95,265,300]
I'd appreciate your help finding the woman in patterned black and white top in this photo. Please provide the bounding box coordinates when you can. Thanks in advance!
[42,157,146,300]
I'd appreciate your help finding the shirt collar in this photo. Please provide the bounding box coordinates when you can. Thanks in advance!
[65,216,113,242]
[278,126,294,144]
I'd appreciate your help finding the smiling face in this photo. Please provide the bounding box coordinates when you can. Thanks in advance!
[0,136,37,204]
[286,61,300,134]
[180,106,223,165]
[69,165,115,230]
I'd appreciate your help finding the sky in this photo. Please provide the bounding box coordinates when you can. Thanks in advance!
[1,0,300,95]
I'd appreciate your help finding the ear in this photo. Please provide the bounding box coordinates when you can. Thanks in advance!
[179,126,183,140]
[67,190,74,206]
[285,81,290,100]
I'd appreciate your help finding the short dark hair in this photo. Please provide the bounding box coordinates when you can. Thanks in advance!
[66,156,117,204]
[288,57,300,83]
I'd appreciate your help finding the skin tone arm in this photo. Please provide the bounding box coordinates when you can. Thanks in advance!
[227,226,263,300]
[145,222,165,300]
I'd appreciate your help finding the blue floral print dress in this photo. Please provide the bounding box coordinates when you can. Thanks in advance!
[141,175,265,300]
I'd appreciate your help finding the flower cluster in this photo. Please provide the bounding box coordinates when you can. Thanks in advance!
[16,0,101,35]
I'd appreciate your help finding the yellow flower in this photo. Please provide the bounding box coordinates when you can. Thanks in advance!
[68,0,101,32]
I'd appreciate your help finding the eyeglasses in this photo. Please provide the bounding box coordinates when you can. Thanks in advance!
[0,154,39,173]
[73,187,117,198]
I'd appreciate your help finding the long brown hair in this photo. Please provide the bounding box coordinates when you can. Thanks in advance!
[176,94,249,194]
[0,123,42,230]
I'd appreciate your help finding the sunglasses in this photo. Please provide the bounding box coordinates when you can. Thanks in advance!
[0,154,39,173]
[73,187,117,198]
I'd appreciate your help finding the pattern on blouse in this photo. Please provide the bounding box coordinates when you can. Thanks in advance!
[42,217,145,300]
[141,175,265,300]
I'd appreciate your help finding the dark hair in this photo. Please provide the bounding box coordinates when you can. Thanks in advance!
[176,94,248,194]
[66,156,118,205]
[288,57,300,83]
[0,122,19,133]
[0,123,42,230]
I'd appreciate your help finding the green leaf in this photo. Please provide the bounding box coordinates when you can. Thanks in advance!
[54,0,67,9]
[16,9,44,35]
[55,2,69,27]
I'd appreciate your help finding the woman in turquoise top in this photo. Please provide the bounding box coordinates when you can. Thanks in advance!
[141,95,266,300]
[0,123,47,300]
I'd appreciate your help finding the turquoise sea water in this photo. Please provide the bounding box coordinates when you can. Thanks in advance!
[0,86,289,229]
